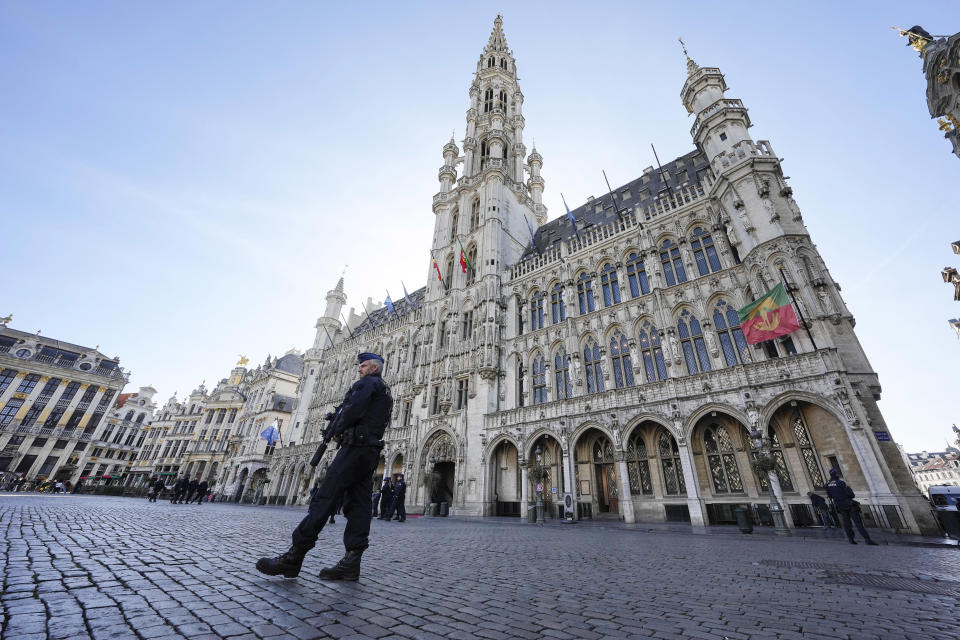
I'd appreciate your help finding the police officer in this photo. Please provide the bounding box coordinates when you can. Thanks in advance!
[825,469,878,545]
[171,475,188,504]
[385,473,407,522]
[184,476,200,504]
[193,479,209,504]
[256,352,392,581]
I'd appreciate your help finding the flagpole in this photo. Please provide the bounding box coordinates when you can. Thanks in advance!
[602,170,625,223]
[650,144,675,200]
[777,266,818,351]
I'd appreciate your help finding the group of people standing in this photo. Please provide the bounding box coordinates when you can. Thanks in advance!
[808,469,879,545]
[148,475,208,504]
[374,473,406,522]
[1,473,83,494]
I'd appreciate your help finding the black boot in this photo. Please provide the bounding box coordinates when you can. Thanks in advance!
[319,549,362,581]
[255,547,305,578]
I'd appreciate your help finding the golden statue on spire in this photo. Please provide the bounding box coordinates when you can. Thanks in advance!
[237,355,249,366]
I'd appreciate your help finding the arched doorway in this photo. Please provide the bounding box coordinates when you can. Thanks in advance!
[574,428,618,519]
[692,412,751,525]
[491,439,520,516]
[424,432,456,507]
[245,468,269,504]
[529,434,564,519]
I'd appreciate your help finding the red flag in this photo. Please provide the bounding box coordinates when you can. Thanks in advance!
[736,283,801,345]
[432,258,443,283]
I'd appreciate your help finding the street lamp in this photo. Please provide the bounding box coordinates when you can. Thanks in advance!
[749,427,791,536]
[535,445,545,525]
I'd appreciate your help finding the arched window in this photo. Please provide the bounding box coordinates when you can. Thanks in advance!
[497,90,507,110]
[449,209,459,242]
[713,299,751,366]
[465,245,478,286]
[483,88,494,112]
[690,227,721,276]
[703,423,743,493]
[626,252,650,297]
[529,291,545,330]
[500,58,507,70]
[678,309,711,374]
[747,426,794,493]
[791,408,825,489]
[531,354,547,405]
[487,57,494,68]
[124,410,135,422]
[583,338,604,394]
[600,263,621,307]
[626,431,653,495]
[444,255,454,292]
[657,430,686,495]
[517,359,525,407]
[470,198,481,229]
[660,239,687,286]
[638,321,667,382]
[609,331,634,388]
[550,283,566,323]
[577,272,596,314]
[135,414,145,424]
[554,349,572,400]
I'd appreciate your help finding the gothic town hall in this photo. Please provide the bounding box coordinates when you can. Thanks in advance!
[267,17,935,535]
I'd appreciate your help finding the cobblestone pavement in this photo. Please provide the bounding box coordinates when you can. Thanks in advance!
[2,495,959,640]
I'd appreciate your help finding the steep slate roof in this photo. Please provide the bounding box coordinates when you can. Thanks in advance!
[521,149,710,258]
[274,353,304,376]
[0,327,117,362]
[353,286,427,334]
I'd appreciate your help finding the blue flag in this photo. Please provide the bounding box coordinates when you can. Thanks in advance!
[401,281,415,310]
[562,193,580,239]
[260,423,279,446]
[384,291,396,315]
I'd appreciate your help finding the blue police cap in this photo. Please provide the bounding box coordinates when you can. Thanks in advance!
[358,352,384,364]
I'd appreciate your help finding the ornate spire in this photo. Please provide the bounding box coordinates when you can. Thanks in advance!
[679,37,699,75]
[485,14,509,53]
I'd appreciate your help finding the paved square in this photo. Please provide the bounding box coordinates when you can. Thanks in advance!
[1,495,959,640]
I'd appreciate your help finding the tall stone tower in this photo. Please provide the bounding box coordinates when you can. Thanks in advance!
[429,14,545,302]
[288,276,347,447]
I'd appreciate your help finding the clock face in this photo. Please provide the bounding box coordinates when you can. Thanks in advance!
[15,348,31,358]
[79,363,92,371]
[139,399,146,405]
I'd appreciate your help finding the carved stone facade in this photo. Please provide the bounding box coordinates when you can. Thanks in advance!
[268,17,937,534]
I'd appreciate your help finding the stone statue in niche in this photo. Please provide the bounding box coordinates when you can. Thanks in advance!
[704,329,719,357]
[762,197,778,222]
[817,289,836,316]
[668,334,681,363]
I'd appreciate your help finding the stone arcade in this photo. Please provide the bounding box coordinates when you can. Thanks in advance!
[267,17,937,534]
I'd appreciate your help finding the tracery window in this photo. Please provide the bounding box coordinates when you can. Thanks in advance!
[471,198,481,229]
[660,239,687,286]
[609,331,634,388]
[792,409,826,489]
[529,291,545,331]
[678,309,711,374]
[713,300,751,366]
[583,338,604,394]
[531,354,547,405]
[554,349,572,400]
[657,430,686,495]
[638,321,667,382]
[444,255,454,292]
[550,283,566,323]
[626,252,650,297]
[626,431,653,495]
[703,423,743,493]
[497,90,507,111]
[690,227,722,276]
[577,272,596,314]
[449,209,459,242]
[483,88,493,112]
[600,263,621,307]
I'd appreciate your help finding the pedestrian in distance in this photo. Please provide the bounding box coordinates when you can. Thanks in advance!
[150,477,165,503]
[825,469,878,545]
[193,479,209,504]
[372,481,381,518]
[256,352,392,581]
[807,491,836,528]
[377,476,393,519]
[71,478,82,494]
[185,476,200,504]
[171,476,187,504]
[383,473,407,522]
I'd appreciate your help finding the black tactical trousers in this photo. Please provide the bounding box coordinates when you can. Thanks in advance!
[292,445,380,553]
[839,508,871,542]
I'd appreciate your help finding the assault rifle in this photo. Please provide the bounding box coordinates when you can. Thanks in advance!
[309,405,342,467]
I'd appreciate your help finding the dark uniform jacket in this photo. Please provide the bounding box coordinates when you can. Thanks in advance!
[187,480,199,494]
[825,477,855,511]
[392,480,406,501]
[197,481,208,495]
[809,493,828,509]
[331,371,393,444]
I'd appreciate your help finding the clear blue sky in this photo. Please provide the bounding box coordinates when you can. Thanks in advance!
[1,2,955,452]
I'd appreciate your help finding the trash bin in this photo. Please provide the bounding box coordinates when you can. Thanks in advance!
[527,504,537,522]
[439,501,449,517]
[428,502,438,517]
[735,506,754,534]
[938,510,960,538]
